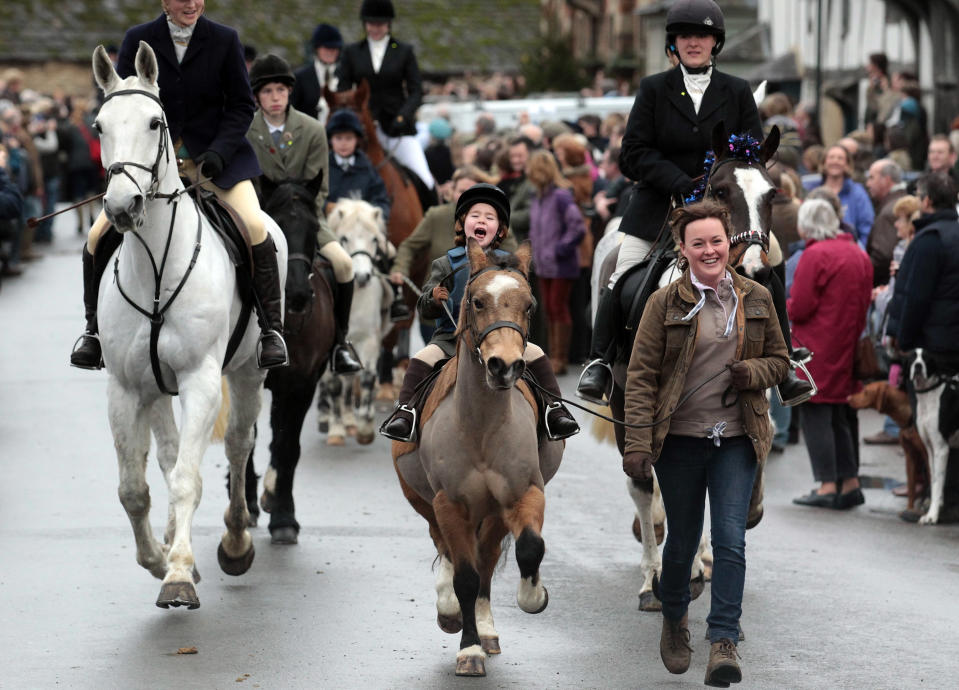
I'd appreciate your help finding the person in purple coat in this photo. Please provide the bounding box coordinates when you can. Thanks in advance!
[71,0,288,371]
[526,149,586,375]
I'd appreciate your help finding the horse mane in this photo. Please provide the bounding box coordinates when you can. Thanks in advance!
[262,180,316,217]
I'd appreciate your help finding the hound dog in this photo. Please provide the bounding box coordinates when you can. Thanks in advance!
[908,349,959,524]
[848,382,929,511]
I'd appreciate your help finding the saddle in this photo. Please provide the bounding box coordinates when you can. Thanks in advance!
[609,243,678,359]
[190,187,254,275]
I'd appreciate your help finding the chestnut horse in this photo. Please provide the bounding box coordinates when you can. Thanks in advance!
[391,241,564,677]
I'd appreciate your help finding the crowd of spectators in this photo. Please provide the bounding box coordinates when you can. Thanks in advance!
[0,67,103,280]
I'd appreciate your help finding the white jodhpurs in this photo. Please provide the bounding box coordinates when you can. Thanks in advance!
[375,122,435,189]
[607,235,655,288]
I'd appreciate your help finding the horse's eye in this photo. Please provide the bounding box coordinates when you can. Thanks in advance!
[473,298,484,310]
[714,187,727,199]
[150,118,162,130]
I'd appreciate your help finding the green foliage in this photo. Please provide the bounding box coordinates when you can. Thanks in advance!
[519,30,588,94]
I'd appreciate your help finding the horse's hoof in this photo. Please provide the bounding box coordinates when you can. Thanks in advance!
[156,581,199,609]
[356,431,375,445]
[346,425,358,437]
[689,572,706,601]
[270,526,299,545]
[746,504,764,529]
[455,646,486,677]
[192,565,201,584]
[217,542,255,576]
[259,490,275,514]
[631,518,665,545]
[638,590,661,612]
[631,517,642,542]
[524,586,548,614]
[480,636,501,655]
[437,613,463,634]
[327,435,346,446]
[318,420,329,434]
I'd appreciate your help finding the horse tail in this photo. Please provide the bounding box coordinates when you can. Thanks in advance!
[589,407,616,446]
[211,377,231,443]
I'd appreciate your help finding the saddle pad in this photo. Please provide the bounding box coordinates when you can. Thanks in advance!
[192,189,253,274]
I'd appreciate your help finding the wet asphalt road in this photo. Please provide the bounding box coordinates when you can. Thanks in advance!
[2,216,959,689]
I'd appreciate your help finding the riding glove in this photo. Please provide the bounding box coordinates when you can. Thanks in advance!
[623,451,654,480]
[196,150,225,179]
[431,286,449,304]
[729,361,752,390]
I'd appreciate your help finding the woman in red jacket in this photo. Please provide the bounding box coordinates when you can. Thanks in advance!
[788,198,874,510]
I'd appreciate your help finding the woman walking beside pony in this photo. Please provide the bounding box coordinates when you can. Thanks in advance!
[622,200,788,686]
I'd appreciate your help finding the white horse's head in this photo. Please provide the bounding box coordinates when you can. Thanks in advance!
[328,198,388,288]
[92,42,171,232]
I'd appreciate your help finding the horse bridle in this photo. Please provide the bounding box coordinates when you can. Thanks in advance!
[703,157,771,253]
[462,265,533,364]
[100,89,171,201]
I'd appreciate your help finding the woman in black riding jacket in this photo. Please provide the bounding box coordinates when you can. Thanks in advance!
[577,0,811,409]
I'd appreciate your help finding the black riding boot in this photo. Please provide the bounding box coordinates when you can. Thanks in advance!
[527,355,580,440]
[251,237,290,369]
[576,287,615,406]
[389,282,411,322]
[767,272,815,406]
[331,280,363,374]
[379,357,434,442]
[70,246,104,370]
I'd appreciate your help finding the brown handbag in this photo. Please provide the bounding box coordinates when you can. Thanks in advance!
[853,335,881,381]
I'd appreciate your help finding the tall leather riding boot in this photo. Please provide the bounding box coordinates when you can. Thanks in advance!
[250,237,290,369]
[331,280,363,374]
[767,272,814,406]
[379,357,434,442]
[389,282,411,322]
[70,246,104,370]
[576,287,615,405]
[526,355,579,440]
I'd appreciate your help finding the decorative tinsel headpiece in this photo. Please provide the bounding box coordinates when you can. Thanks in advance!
[683,133,763,205]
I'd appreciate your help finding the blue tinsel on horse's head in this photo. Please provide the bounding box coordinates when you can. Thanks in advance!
[683,133,763,205]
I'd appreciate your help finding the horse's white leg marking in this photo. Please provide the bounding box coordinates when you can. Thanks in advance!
[627,477,662,597]
[222,367,263,556]
[692,533,709,579]
[917,389,948,525]
[456,644,486,664]
[109,379,166,579]
[485,274,521,306]
[517,574,547,613]
[163,366,222,584]
[148,396,179,547]
[435,555,461,618]
[475,597,498,640]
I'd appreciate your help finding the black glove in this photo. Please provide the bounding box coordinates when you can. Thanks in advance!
[729,361,752,391]
[623,451,654,480]
[388,115,405,137]
[195,150,225,179]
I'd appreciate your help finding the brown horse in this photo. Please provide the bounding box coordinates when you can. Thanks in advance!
[391,240,564,677]
[324,81,427,383]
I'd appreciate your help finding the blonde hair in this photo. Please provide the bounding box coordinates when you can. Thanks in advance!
[892,194,920,221]
[526,149,569,195]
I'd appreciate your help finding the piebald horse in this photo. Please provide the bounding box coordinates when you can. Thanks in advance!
[391,240,564,677]
[595,125,781,612]
[91,43,286,608]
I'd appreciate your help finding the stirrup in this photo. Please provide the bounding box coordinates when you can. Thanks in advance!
[575,358,614,406]
[544,401,580,441]
[378,404,418,442]
[70,332,104,370]
[256,329,290,369]
[775,359,817,407]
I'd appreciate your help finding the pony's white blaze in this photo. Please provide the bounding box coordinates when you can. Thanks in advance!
[741,244,765,277]
[733,167,773,236]
[485,273,521,306]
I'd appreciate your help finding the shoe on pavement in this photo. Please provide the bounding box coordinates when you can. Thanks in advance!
[792,490,838,509]
[836,488,865,510]
[660,614,692,674]
[863,430,898,445]
[704,638,742,687]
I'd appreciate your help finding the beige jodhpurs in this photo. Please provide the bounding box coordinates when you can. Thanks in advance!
[87,156,267,252]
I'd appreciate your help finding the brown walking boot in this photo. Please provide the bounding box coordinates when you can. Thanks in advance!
[704,637,741,687]
[659,613,692,674]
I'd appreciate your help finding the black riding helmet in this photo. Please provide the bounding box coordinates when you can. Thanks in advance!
[360,0,395,22]
[454,183,511,248]
[665,0,726,58]
[326,110,365,139]
[249,54,295,94]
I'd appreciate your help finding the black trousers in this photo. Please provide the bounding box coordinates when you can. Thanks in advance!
[800,402,860,483]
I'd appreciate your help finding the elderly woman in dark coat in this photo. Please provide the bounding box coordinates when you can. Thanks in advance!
[72,0,288,371]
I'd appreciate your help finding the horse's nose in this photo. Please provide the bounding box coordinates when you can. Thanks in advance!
[486,356,525,388]
[104,194,144,228]
[355,270,370,288]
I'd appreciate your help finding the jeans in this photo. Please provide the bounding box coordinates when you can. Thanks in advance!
[655,434,757,644]
[770,388,791,446]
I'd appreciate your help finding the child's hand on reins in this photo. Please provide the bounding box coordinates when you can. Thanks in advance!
[431,286,449,304]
